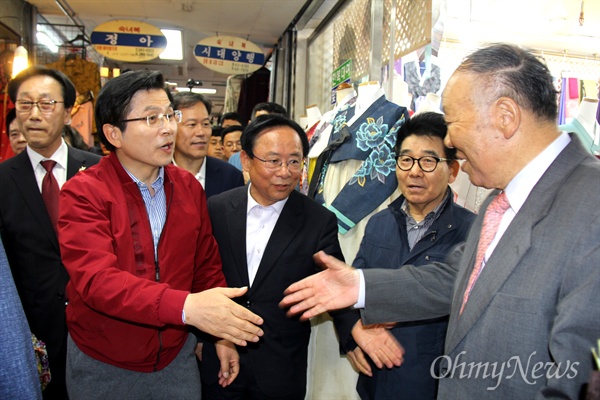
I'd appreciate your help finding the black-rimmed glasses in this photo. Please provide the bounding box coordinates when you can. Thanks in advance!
[253,155,303,173]
[15,100,64,113]
[396,155,450,172]
[120,110,182,127]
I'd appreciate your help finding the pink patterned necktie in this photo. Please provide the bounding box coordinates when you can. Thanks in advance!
[41,160,60,231]
[459,192,510,315]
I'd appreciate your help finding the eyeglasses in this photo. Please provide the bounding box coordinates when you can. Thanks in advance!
[396,155,450,172]
[253,155,303,173]
[15,100,64,113]
[121,110,182,127]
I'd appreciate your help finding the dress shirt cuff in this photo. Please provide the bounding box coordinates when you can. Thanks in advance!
[354,269,365,309]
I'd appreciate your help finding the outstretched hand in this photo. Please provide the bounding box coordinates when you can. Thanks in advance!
[184,287,263,346]
[351,319,404,371]
[279,251,360,320]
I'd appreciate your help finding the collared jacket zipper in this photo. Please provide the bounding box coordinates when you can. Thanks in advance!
[153,180,173,372]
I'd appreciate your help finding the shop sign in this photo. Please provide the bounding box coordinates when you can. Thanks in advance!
[331,60,352,104]
[194,36,265,75]
[332,60,352,88]
[91,20,167,62]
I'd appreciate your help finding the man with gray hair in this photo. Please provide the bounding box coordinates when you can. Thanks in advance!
[281,43,600,399]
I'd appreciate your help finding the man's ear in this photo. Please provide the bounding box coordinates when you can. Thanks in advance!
[63,107,73,126]
[240,150,251,173]
[103,124,122,149]
[493,97,520,140]
[447,159,460,184]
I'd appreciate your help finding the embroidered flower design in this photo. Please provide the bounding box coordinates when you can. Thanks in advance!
[356,116,392,151]
[332,111,349,133]
[348,114,406,187]
[349,157,373,187]
[368,144,396,182]
[349,144,396,187]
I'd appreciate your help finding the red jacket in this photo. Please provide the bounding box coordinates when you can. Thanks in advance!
[59,153,226,372]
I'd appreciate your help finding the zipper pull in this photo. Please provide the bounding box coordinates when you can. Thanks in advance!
[155,260,160,282]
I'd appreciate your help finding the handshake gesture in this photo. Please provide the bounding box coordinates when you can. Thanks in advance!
[280,251,405,372]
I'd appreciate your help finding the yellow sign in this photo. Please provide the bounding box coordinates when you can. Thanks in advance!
[91,20,167,62]
[194,36,265,75]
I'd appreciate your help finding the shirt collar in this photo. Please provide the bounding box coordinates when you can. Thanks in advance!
[400,188,449,223]
[504,132,570,214]
[28,138,69,170]
[172,157,206,182]
[246,183,288,215]
[124,166,165,190]
[197,158,206,182]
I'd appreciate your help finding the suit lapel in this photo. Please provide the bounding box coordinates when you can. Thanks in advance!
[225,189,250,287]
[10,152,58,247]
[445,135,589,353]
[66,147,89,178]
[203,158,216,197]
[10,148,96,252]
[248,191,303,294]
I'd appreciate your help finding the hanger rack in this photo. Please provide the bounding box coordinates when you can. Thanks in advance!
[67,34,91,45]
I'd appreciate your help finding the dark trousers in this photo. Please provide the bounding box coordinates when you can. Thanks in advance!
[202,357,304,400]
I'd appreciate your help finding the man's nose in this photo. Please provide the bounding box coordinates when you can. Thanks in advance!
[408,161,424,175]
[443,134,453,149]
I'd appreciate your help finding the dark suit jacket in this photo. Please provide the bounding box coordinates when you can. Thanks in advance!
[0,147,101,397]
[361,134,600,399]
[203,156,244,198]
[203,187,357,398]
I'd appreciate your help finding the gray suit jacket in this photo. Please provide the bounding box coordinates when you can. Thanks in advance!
[361,134,600,399]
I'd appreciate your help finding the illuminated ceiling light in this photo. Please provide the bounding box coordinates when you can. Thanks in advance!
[12,46,28,78]
[159,29,183,60]
[37,31,59,53]
[175,87,217,94]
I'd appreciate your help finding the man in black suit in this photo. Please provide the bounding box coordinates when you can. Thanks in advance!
[172,92,244,198]
[0,66,101,399]
[202,114,403,399]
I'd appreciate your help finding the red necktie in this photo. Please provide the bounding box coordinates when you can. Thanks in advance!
[41,160,60,230]
[460,192,510,315]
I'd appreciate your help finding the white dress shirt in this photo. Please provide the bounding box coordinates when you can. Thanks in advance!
[27,139,69,192]
[172,158,206,188]
[245,184,287,286]
[483,132,571,266]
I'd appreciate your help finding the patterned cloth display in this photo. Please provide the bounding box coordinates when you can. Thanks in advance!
[32,334,51,391]
[403,60,441,112]
[310,94,409,234]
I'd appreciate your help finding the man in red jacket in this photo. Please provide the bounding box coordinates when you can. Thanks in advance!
[58,70,263,399]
